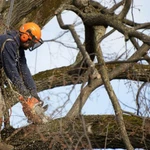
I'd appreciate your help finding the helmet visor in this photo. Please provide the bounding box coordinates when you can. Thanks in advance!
[29,38,44,51]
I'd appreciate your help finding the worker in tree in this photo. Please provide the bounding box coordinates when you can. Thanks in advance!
[0,22,48,123]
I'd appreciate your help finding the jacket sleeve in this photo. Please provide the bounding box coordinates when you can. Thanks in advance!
[1,41,30,96]
[19,49,39,99]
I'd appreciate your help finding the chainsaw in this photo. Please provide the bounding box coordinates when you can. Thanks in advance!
[19,96,49,124]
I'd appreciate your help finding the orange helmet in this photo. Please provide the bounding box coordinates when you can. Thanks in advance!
[19,22,42,42]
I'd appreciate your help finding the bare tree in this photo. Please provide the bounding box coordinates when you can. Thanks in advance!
[1,0,150,149]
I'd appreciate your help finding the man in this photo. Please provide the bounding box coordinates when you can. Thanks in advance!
[0,22,47,123]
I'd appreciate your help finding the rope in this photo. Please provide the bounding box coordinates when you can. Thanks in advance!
[5,0,15,33]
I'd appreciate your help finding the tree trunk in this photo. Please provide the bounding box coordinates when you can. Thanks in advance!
[0,0,72,33]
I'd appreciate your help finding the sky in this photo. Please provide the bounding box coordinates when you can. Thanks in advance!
[9,1,150,149]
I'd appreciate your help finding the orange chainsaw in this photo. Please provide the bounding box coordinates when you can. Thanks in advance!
[19,96,49,124]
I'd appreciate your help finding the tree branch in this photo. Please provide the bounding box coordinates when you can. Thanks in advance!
[56,9,97,72]
[118,0,132,20]
[97,38,134,149]
[2,115,150,150]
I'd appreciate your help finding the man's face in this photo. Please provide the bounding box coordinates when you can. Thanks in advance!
[20,40,35,50]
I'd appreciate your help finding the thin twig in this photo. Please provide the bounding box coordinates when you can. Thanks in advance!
[136,82,147,115]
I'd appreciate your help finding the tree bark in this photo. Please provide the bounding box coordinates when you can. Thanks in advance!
[33,63,150,92]
[0,0,72,33]
[1,115,150,150]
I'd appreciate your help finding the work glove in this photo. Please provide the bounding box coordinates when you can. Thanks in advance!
[19,96,41,109]
[30,90,44,106]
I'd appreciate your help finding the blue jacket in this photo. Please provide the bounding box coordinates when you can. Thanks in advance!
[0,30,38,98]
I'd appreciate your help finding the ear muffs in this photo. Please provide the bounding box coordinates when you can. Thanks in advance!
[20,32,29,42]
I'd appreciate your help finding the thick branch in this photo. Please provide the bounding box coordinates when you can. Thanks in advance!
[98,41,133,149]
[33,62,150,92]
[58,44,149,117]
[63,5,150,44]
[2,115,150,150]
[118,0,131,20]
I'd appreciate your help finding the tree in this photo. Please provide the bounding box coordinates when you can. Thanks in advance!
[0,0,150,149]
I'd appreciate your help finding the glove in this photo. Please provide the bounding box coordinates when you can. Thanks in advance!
[30,89,40,101]
[19,96,41,109]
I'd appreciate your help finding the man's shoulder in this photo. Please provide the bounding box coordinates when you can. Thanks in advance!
[0,30,19,42]
[0,33,14,44]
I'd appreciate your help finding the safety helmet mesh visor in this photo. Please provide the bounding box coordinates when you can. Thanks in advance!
[29,38,44,51]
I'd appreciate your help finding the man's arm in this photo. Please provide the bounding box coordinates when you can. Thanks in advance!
[2,41,29,96]
[19,49,39,99]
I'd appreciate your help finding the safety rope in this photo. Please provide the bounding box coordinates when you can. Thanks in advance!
[5,0,15,33]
